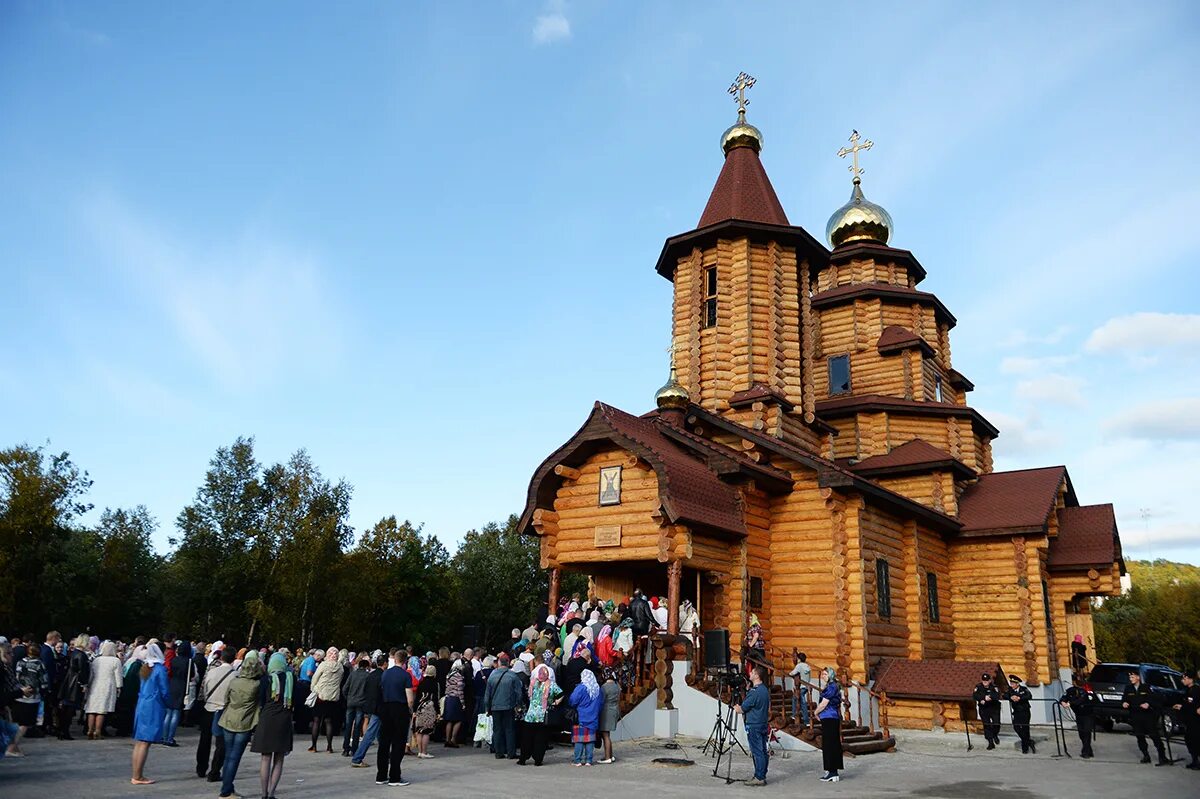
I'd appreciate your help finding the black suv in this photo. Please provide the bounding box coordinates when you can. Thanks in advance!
[1085,662,1186,732]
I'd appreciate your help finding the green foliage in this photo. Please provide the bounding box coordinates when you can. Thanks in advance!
[450,514,548,649]
[1094,560,1200,674]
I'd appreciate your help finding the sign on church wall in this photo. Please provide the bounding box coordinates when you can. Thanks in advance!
[599,465,622,505]
[594,525,622,548]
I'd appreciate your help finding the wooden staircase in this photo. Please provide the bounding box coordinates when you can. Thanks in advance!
[769,683,896,756]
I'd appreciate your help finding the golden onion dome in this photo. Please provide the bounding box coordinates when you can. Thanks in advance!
[721,109,763,154]
[655,365,690,412]
[826,177,893,248]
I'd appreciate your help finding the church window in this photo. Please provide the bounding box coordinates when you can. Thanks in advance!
[1041,579,1052,628]
[703,266,718,328]
[749,576,763,610]
[875,559,892,619]
[934,375,944,402]
[828,354,851,395]
[927,572,940,622]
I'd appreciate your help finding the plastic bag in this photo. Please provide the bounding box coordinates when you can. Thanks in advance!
[474,713,493,743]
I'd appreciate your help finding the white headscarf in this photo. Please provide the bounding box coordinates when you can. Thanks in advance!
[580,668,600,700]
[143,643,165,667]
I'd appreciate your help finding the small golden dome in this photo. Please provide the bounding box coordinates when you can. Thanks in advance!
[826,177,893,247]
[655,366,690,412]
[721,109,763,154]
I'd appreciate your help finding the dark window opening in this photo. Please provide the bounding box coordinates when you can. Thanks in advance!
[927,571,940,623]
[934,374,944,402]
[749,576,763,610]
[876,559,892,619]
[703,266,718,329]
[828,354,851,395]
[1041,579,1052,628]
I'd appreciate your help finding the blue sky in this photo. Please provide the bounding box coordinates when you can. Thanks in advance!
[2,1,1198,563]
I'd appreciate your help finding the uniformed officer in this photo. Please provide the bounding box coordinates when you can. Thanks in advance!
[1171,671,1199,770]
[1121,670,1170,766]
[1006,674,1035,754]
[973,672,1002,749]
[1059,679,1097,758]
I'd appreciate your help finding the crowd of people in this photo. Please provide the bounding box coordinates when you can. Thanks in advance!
[0,590,694,796]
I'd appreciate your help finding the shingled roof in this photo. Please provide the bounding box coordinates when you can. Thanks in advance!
[810,282,957,328]
[851,439,976,480]
[876,325,936,357]
[873,658,1005,701]
[697,145,789,228]
[957,466,1069,536]
[1048,504,1121,570]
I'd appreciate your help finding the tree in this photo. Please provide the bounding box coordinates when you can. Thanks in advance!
[0,444,93,633]
[1095,560,1200,673]
[92,506,164,638]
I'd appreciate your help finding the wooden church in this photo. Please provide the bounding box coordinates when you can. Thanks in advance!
[519,77,1124,730]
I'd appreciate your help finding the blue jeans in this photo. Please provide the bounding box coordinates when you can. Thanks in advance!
[351,714,380,764]
[573,740,594,764]
[161,708,180,742]
[343,706,365,753]
[746,723,768,780]
[793,687,809,724]
[220,729,252,797]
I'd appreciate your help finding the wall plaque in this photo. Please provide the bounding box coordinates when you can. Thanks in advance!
[594,525,622,548]
[598,465,622,506]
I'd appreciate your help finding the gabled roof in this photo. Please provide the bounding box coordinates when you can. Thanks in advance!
[697,145,789,228]
[1048,504,1122,570]
[873,658,1005,701]
[957,466,1072,536]
[876,325,936,357]
[851,439,976,480]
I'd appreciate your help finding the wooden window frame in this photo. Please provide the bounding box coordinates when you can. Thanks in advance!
[927,571,940,623]
[703,266,718,329]
[828,354,851,395]
[749,575,763,610]
[876,558,892,619]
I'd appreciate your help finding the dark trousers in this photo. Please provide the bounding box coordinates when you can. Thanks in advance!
[1131,714,1165,759]
[820,717,843,773]
[492,709,517,758]
[519,722,549,765]
[1184,723,1200,762]
[746,723,769,781]
[981,706,1001,742]
[343,706,364,754]
[294,681,311,732]
[376,704,410,784]
[194,708,224,778]
[1076,714,1094,757]
[1012,712,1032,750]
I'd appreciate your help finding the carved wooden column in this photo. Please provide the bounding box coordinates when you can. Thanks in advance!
[548,568,561,617]
[667,560,682,634]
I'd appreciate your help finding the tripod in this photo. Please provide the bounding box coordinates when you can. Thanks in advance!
[701,671,748,783]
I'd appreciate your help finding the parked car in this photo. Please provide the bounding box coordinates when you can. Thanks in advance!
[1085,662,1186,732]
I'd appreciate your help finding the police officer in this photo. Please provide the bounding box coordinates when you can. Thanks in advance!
[1121,670,1169,766]
[1171,671,1199,770]
[973,672,1002,749]
[1059,679,1097,758]
[1006,674,1035,754]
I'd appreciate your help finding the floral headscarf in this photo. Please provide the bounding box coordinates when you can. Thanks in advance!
[580,668,600,700]
[240,649,265,679]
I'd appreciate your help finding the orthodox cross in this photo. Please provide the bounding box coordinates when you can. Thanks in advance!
[728,72,757,115]
[837,130,873,180]
[666,341,678,370]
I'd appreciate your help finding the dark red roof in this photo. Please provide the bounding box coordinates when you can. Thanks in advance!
[876,325,935,356]
[825,240,927,285]
[697,146,789,228]
[851,439,975,479]
[810,282,957,328]
[815,394,1000,438]
[729,383,795,411]
[873,658,1005,700]
[957,467,1067,535]
[1048,504,1120,569]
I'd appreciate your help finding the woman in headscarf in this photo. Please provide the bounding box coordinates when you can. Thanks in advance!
[412,664,440,759]
[615,618,634,655]
[58,634,91,739]
[815,667,844,783]
[84,641,122,739]
[162,639,192,746]
[597,668,621,763]
[252,651,294,799]
[569,668,603,766]
[518,662,563,766]
[578,626,596,659]
[308,645,343,753]
[443,656,467,748]
[115,644,145,737]
[587,609,604,642]
[744,613,765,673]
[596,624,616,667]
[218,650,263,799]
[562,621,584,668]
[131,643,169,785]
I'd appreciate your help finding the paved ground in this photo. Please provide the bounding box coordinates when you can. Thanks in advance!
[1,726,1195,797]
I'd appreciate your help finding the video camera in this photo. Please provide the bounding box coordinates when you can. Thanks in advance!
[707,663,748,704]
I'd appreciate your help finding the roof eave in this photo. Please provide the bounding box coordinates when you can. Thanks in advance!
[654,219,830,280]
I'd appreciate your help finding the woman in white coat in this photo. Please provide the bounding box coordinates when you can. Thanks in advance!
[84,641,123,739]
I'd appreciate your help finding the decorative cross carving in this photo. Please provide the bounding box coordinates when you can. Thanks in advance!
[837,130,874,180]
[728,72,757,115]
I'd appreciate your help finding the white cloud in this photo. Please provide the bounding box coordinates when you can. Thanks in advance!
[81,193,344,391]
[1103,397,1200,441]
[1118,520,1200,549]
[1014,373,1086,407]
[1085,312,1200,355]
[986,410,1064,460]
[533,0,571,44]
[999,355,1076,375]
[997,326,1072,349]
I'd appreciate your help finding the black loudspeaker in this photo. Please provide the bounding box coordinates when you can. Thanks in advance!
[703,629,730,669]
[460,625,479,651]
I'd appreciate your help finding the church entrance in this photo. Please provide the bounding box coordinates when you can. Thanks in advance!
[584,562,707,627]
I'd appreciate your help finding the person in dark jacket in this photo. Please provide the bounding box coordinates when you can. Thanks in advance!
[57,635,91,740]
[1006,674,1035,754]
[162,640,192,746]
[1059,679,1097,758]
[736,665,771,785]
[350,654,386,766]
[1173,671,1199,770]
[816,668,844,782]
[483,653,523,760]
[375,654,414,787]
[1122,670,1168,765]
[342,657,370,756]
[973,673,1002,749]
[628,591,653,639]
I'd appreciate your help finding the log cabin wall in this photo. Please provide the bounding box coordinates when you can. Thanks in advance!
[741,486,773,651]
[814,257,913,292]
[916,525,956,659]
[551,447,665,566]
[859,504,910,669]
[948,537,1032,681]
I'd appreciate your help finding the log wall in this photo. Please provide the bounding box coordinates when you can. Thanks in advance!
[948,537,1031,680]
